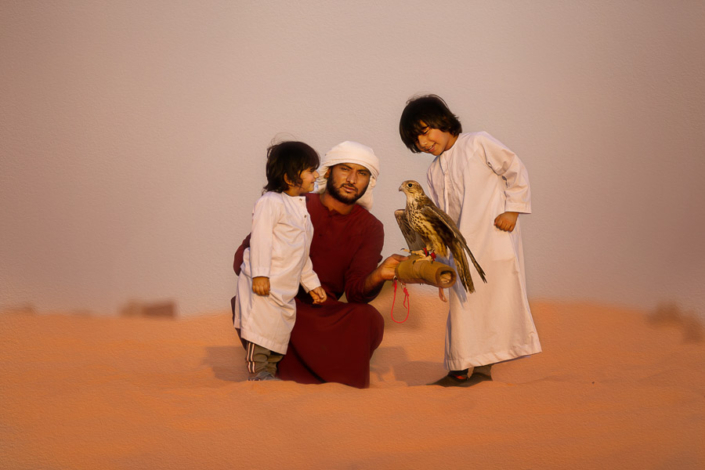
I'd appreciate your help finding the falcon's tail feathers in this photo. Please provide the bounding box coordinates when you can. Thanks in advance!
[450,244,475,293]
[464,246,487,284]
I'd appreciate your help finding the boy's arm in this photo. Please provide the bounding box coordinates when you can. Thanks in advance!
[478,133,531,215]
[299,256,321,293]
[425,167,441,206]
[249,196,280,280]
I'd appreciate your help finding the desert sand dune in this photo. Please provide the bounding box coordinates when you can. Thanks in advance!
[1,301,703,469]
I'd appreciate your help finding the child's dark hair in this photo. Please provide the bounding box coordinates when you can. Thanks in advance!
[263,141,320,193]
[399,94,463,153]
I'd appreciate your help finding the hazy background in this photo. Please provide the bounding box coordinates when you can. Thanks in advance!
[1,1,703,318]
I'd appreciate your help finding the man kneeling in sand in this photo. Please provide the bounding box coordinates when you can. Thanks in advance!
[233,141,405,388]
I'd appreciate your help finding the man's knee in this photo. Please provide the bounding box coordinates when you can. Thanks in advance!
[356,303,383,327]
[354,303,384,349]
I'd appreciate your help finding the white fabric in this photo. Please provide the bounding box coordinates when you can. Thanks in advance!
[426,132,542,370]
[233,191,320,354]
[314,141,380,210]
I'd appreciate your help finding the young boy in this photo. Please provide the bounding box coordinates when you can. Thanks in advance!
[233,141,327,381]
[399,95,542,387]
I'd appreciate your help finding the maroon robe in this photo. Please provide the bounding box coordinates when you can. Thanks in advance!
[233,193,385,388]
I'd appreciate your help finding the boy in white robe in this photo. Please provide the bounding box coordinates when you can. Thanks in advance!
[234,141,327,381]
[399,95,542,387]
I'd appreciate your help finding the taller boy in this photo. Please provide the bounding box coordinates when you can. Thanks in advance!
[399,95,542,387]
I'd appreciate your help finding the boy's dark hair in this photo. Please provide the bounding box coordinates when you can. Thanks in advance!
[263,141,320,193]
[399,94,463,152]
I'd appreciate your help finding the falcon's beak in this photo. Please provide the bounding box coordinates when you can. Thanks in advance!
[398,184,404,191]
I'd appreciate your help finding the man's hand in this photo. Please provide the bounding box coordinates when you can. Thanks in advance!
[494,211,519,232]
[377,253,409,281]
[309,286,327,304]
[363,253,409,294]
[252,276,270,296]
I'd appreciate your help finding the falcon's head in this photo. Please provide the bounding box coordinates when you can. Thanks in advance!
[399,180,426,198]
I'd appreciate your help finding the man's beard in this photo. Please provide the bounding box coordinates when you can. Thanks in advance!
[326,180,369,205]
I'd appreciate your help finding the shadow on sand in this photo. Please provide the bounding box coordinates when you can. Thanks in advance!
[203,346,249,382]
[371,345,442,386]
[204,344,443,387]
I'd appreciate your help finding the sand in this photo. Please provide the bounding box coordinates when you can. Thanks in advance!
[1,301,703,469]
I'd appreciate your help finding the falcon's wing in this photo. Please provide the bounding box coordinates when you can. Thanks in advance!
[395,209,426,251]
[420,203,487,293]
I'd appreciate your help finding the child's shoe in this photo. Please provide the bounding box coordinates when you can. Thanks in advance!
[428,370,470,387]
[429,368,492,387]
[248,371,281,382]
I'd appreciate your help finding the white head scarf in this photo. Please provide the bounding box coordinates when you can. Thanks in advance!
[314,141,380,210]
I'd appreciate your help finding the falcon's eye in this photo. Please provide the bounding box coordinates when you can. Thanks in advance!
[407,183,413,188]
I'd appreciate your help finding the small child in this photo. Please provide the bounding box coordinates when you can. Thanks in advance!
[233,141,327,381]
[399,95,542,387]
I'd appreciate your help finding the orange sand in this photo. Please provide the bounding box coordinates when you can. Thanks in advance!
[1,301,703,469]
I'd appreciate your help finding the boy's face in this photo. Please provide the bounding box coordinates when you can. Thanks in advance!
[286,166,318,195]
[297,167,318,193]
[415,122,458,157]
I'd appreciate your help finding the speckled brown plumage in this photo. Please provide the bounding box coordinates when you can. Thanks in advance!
[397,180,486,293]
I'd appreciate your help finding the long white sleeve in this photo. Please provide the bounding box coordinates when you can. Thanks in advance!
[299,256,321,292]
[426,166,441,207]
[477,132,532,214]
[249,196,281,278]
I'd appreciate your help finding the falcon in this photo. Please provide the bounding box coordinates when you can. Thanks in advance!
[396,180,487,293]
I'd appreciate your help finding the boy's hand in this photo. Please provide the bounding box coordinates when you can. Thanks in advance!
[310,286,327,304]
[494,211,519,232]
[252,277,270,296]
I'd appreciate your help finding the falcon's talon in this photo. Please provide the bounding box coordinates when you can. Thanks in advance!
[410,249,434,263]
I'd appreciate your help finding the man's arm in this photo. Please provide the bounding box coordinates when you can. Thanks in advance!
[343,220,385,303]
[363,254,408,294]
[345,219,409,303]
[233,234,251,275]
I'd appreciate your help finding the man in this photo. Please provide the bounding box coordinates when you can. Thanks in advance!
[233,141,405,388]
